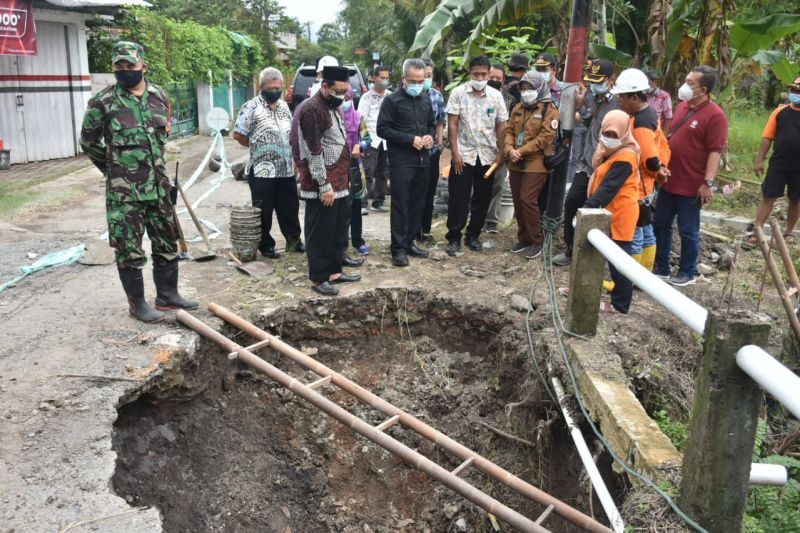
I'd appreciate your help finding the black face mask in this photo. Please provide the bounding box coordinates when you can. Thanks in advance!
[261,90,282,103]
[115,69,143,89]
[487,80,503,90]
[325,94,344,108]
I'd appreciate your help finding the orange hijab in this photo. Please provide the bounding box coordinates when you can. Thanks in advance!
[588,110,640,192]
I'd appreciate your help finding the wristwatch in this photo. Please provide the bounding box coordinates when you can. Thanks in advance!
[704,179,714,188]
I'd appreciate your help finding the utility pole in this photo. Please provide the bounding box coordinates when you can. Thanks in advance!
[544,0,591,223]
[304,21,312,41]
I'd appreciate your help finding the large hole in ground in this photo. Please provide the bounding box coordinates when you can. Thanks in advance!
[113,289,620,532]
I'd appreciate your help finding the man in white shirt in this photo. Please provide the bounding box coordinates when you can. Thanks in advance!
[358,66,392,212]
[445,55,508,256]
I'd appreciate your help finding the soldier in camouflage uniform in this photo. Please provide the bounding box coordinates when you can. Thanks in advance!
[80,41,198,322]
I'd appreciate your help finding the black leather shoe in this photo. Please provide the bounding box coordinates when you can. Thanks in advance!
[331,273,361,284]
[312,281,339,296]
[261,248,281,259]
[341,255,364,268]
[392,252,409,267]
[418,233,434,244]
[466,237,483,252]
[287,240,305,253]
[446,242,460,257]
[408,245,429,258]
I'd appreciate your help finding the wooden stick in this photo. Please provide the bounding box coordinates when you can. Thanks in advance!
[770,219,800,299]
[54,374,141,383]
[58,506,149,532]
[700,228,732,244]
[755,235,773,312]
[777,425,800,456]
[484,162,498,179]
[477,420,536,448]
[754,225,800,340]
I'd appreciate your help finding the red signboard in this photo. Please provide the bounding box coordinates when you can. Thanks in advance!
[0,0,37,56]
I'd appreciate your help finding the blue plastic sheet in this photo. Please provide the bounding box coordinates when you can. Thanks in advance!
[0,244,85,294]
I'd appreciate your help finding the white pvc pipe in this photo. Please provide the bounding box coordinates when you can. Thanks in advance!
[736,345,800,420]
[587,229,708,334]
[551,377,625,533]
[750,463,788,486]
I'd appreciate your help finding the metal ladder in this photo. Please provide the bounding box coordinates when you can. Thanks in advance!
[177,305,612,533]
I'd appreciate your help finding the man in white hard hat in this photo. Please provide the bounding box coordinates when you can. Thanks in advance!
[309,55,339,97]
[611,68,671,277]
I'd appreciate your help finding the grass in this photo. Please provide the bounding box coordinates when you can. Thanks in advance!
[0,158,93,219]
[712,106,772,219]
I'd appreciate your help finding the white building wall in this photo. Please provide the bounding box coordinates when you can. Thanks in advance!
[0,8,90,164]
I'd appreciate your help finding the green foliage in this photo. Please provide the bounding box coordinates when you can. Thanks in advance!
[87,9,263,86]
[444,27,541,91]
[746,455,800,532]
[653,408,689,451]
[409,0,560,58]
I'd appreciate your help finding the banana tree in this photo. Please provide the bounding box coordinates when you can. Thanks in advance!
[409,0,564,58]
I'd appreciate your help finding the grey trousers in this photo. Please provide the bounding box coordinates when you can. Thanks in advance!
[485,163,508,226]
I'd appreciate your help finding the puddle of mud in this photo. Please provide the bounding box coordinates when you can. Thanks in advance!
[112,289,620,532]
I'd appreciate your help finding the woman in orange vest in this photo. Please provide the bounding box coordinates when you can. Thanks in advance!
[584,109,641,313]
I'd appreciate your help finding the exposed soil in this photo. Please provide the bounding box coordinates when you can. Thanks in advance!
[112,289,621,532]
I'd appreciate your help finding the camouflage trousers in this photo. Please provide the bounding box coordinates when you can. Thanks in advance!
[106,194,179,269]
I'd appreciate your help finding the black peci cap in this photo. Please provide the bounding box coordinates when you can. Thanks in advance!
[583,58,614,82]
[507,53,530,71]
[322,66,350,82]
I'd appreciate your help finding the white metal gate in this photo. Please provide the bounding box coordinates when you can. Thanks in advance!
[0,20,87,164]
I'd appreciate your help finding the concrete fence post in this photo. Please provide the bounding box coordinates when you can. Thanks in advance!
[566,208,611,336]
[678,312,771,532]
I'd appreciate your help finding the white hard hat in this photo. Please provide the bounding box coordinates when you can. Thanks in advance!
[317,56,339,73]
[611,68,650,94]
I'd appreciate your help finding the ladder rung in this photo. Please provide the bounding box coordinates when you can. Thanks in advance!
[308,375,332,390]
[451,456,475,476]
[375,415,401,432]
[228,338,271,359]
[535,504,555,525]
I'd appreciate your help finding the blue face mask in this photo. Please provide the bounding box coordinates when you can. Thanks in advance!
[406,83,424,97]
[423,78,433,91]
[590,82,608,95]
[541,71,551,84]
[368,82,374,91]
[790,93,800,105]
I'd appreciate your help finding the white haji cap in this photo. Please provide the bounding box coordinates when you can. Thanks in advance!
[317,55,339,73]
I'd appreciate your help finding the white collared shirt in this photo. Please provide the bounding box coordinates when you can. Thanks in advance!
[446,83,508,166]
[357,88,391,149]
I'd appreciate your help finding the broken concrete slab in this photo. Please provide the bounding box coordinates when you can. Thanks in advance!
[79,238,116,266]
[564,339,682,483]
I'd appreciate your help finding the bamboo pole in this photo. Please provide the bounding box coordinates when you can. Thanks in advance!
[207,303,612,533]
[176,310,548,533]
[753,226,800,340]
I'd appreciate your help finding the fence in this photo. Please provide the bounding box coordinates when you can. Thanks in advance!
[167,81,198,139]
[566,208,798,532]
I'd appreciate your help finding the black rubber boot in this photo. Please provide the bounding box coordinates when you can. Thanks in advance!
[118,268,166,323]
[153,260,199,311]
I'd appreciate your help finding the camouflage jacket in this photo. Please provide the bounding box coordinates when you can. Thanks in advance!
[80,82,172,202]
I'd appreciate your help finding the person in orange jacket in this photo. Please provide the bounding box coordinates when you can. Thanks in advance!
[584,109,641,313]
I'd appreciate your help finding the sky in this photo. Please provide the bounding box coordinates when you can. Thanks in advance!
[277,0,343,41]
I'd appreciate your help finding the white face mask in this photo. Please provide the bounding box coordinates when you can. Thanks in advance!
[600,135,623,149]
[341,100,352,111]
[471,79,488,91]
[677,82,695,102]
[521,90,538,105]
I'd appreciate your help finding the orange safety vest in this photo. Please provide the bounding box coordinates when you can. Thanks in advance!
[589,147,640,242]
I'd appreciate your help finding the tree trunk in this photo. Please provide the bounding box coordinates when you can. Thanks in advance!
[646,0,669,71]
[596,0,607,46]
